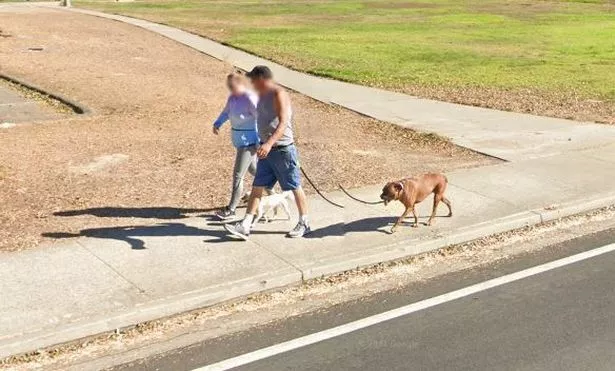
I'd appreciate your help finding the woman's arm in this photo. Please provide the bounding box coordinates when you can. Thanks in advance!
[247,91,258,116]
[213,98,231,130]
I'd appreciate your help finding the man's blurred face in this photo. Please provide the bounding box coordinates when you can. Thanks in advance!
[251,77,270,94]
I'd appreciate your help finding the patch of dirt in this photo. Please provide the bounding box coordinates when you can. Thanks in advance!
[400,84,615,124]
[471,0,615,20]
[363,1,439,9]
[469,1,560,18]
[0,7,493,252]
[0,165,8,180]
[0,122,17,129]
[68,154,129,175]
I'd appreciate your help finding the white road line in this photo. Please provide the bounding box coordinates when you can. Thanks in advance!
[195,242,615,371]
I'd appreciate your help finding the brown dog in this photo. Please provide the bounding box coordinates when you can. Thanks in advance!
[380,173,452,233]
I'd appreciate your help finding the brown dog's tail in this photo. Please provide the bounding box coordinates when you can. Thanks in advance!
[444,174,448,184]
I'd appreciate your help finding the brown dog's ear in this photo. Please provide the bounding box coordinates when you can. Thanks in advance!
[394,182,404,192]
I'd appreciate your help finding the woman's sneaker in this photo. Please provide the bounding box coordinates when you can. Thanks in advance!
[215,207,235,220]
[288,221,311,238]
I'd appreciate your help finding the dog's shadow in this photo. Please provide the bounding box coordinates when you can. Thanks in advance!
[306,214,450,239]
[306,216,395,239]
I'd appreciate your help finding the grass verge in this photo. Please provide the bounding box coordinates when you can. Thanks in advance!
[76,0,615,123]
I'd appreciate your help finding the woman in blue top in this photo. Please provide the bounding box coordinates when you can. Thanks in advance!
[213,72,260,219]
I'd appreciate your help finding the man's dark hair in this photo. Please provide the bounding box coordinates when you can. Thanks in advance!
[247,65,273,80]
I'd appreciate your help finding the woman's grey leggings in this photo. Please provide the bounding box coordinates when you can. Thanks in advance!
[228,145,257,211]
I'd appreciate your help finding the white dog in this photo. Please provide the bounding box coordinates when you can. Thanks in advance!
[254,191,294,224]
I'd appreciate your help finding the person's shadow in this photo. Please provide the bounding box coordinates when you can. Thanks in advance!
[44,209,446,249]
[43,222,232,250]
[53,206,214,219]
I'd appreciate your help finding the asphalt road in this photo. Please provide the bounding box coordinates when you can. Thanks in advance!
[112,228,615,371]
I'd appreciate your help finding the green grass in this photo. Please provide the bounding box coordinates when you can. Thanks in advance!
[76,0,615,101]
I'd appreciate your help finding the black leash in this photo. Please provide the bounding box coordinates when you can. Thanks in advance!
[299,167,345,208]
[339,184,384,205]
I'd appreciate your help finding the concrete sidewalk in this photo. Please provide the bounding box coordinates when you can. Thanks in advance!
[0,83,61,124]
[3,149,615,358]
[2,3,615,359]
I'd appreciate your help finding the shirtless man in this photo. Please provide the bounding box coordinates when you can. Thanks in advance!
[224,66,310,239]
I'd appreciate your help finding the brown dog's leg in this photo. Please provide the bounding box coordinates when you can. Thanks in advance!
[411,206,419,227]
[442,197,452,217]
[391,206,412,233]
[427,195,440,226]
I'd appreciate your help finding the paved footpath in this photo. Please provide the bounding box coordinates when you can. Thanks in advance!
[2,2,615,359]
[0,83,61,125]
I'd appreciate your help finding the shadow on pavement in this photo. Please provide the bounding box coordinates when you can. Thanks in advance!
[307,216,397,239]
[43,222,233,250]
[42,216,399,249]
[305,213,450,239]
[53,206,217,219]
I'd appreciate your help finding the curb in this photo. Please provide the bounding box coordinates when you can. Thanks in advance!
[0,73,91,115]
[3,193,615,359]
[300,210,543,280]
[0,267,301,359]
[303,192,615,280]
[533,192,615,223]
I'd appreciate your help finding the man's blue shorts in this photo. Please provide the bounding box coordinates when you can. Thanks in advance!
[253,144,301,191]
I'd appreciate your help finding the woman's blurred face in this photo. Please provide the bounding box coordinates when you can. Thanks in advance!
[227,77,245,95]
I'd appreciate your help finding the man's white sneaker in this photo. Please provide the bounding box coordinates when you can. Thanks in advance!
[288,221,311,238]
[224,222,250,240]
